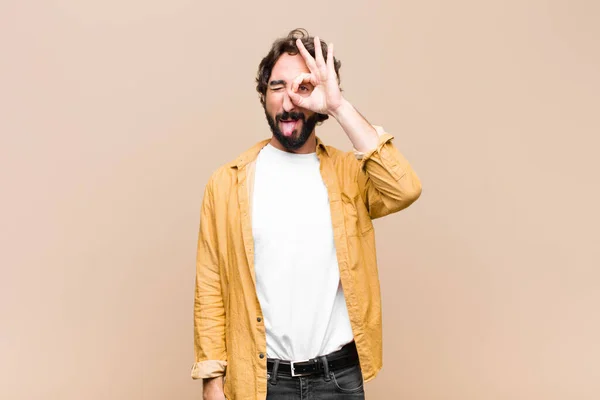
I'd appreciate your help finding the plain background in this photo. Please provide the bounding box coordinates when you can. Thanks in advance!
[1,0,599,399]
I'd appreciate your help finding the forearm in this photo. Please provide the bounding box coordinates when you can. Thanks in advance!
[203,376,225,400]
[330,98,379,153]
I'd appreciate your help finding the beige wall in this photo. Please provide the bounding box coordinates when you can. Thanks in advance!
[1,0,599,399]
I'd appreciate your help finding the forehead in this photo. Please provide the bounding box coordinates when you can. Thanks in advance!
[270,53,310,81]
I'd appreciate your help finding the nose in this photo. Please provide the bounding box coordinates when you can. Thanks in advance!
[282,91,296,113]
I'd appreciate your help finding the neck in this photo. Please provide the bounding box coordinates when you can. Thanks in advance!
[269,132,317,154]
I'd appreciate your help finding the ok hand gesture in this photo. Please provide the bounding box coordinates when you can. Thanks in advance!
[288,37,344,116]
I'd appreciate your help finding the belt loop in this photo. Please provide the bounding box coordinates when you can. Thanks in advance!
[319,356,331,382]
[269,359,280,385]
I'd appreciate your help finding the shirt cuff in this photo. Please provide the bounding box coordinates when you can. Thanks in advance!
[191,360,228,379]
[353,125,394,161]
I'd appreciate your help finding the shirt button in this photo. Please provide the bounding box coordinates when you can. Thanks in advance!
[257,317,262,322]
[259,353,265,359]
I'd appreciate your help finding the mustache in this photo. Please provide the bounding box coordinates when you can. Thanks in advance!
[276,111,306,122]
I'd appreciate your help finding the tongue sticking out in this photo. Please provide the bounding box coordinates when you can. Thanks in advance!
[280,120,297,137]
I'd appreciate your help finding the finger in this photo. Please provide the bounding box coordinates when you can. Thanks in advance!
[296,39,318,74]
[292,73,313,93]
[314,36,325,69]
[287,88,306,108]
[327,42,335,75]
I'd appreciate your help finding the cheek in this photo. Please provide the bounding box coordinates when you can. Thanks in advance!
[265,89,283,105]
[265,94,281,115]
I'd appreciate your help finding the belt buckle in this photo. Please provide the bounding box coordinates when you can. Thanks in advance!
[290,359,312,377]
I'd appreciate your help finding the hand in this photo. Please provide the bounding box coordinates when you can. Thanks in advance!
[288,36,344,115]
[203,376,226,400]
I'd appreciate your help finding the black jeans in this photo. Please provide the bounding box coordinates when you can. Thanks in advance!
[266,363,365,399]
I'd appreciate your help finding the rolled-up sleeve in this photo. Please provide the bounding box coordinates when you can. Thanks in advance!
[192,178,227,379]
[356,126,422,219]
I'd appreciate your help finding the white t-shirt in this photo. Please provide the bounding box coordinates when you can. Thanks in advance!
[252,144,354,361]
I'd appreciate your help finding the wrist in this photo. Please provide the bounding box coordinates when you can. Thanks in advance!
[203,377,225,400]
[203,376,224,391]
[329,97,352,120]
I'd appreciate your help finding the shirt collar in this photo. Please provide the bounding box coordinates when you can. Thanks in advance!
[232,136,329,169]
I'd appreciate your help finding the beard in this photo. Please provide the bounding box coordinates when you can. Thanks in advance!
[265,109,320,151]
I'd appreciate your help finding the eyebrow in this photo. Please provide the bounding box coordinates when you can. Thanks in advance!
[269,80,286,87]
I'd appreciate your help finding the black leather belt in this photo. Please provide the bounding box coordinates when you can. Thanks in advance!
[267,341,359,378]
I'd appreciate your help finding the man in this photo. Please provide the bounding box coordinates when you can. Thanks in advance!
[192,29,422,400]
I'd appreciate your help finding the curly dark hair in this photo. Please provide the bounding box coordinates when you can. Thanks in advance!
[255,28,342,124]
